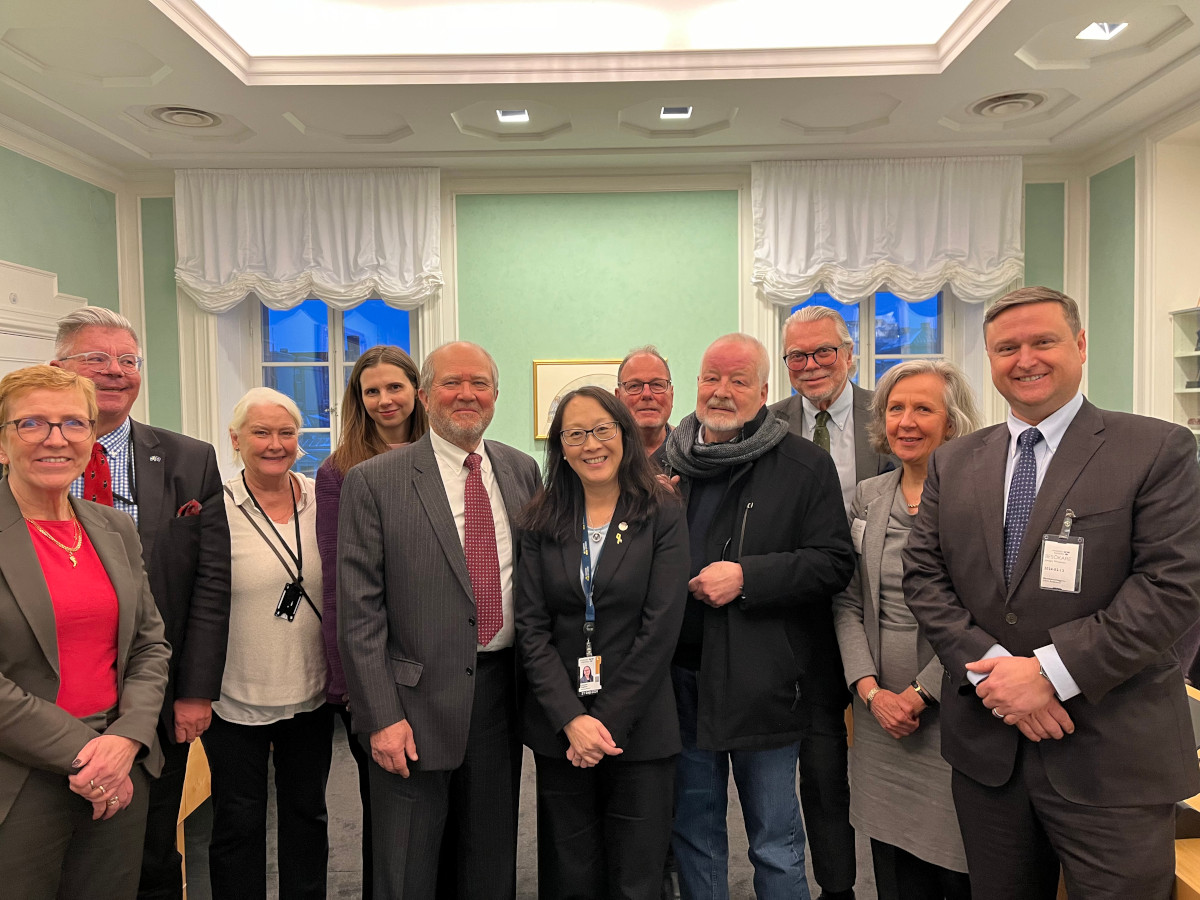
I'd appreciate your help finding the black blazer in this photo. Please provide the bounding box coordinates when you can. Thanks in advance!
[516,496,689,761]
[130,420,231,739]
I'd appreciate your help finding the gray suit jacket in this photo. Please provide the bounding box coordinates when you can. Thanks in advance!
[770,382,895,485]
[832,469,942,701]
[337,433,540,771]
[0,480,169,823]
[905,400,1200,806]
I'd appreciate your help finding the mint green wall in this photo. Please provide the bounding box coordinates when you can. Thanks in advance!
[1024,182,1065,291]
[0,147,118,309]
[455,191,740,459]
[1088,158,1136,412]
[141,197,182,432]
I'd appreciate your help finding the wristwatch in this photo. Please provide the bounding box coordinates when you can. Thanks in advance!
[864,685,882,710]
[910,679,937,708]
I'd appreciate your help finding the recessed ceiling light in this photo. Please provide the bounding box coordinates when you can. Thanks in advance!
[660,106,693,120]
[496,109,530,123]
[1076,22,1128,41]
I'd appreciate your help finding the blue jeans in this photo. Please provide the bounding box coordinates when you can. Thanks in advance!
[671,666,811,900]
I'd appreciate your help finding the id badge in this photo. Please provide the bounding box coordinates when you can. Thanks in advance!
[577,655,602,696]
[275,582,302,620]
[1040,535,1083,593]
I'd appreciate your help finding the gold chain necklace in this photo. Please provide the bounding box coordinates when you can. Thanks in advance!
[27,511,83,567]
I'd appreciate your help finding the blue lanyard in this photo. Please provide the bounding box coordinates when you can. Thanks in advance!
[581,517,597,653]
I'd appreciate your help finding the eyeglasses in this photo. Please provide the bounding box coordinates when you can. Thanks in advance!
[783,345,846,371]
[57,351,144,373]
[2,417,95,443]
[619,379,671,395]
[560,422,620,446]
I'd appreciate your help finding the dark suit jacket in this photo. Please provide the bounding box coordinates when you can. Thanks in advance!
[904,400,1200,807]
[0,480,170,823]
[130,420,231,740]
[516,497,689,761]
[769,382,895,486]
[337,433,541,770]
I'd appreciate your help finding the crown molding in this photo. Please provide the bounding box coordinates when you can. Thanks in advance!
[0,111,127,191]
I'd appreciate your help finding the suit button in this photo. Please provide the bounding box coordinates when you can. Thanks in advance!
[466,667,474,676]
[468,617,475,626]
[1005,612,1018,625]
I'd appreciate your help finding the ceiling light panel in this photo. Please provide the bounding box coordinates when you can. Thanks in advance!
[660,106,693,119]
[1076,22,1128,41]
[497,109,530,123]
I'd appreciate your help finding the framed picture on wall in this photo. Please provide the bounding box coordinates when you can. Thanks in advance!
[532,359,622,440]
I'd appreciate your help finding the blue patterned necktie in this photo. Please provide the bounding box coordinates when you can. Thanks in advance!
[1003,427,1043,585]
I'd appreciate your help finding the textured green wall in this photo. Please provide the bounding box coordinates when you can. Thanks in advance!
[455,191,740,459]
[0,146,118,310]
[1024,182,1065,291]
[141,197,182,432]
[1088,158,1136,412]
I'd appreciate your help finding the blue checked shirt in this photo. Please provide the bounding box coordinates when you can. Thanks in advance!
[71,417,138,525]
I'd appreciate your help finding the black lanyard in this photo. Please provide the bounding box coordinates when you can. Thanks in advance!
[241,471,303,583]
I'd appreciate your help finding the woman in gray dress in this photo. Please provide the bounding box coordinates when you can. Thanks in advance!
[833,359,981,900]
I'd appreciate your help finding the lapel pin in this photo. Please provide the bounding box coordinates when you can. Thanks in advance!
[615,533,622,544]
[618,522,628,531]
[150,455,162,462]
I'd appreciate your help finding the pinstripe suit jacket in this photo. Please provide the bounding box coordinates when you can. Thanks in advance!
[336,432,540,771]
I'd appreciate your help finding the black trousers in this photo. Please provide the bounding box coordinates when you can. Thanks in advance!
[137,733,190,900]
[368,648,521,900]
[534,752,676,900]
[952,741,1175,900]
[204,704,334,900]
[0,764,150,900]
[870,839,970,900]
[335,703,374,900]
[798,702,856,894]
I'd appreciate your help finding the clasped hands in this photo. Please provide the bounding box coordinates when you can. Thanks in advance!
[69,734,141,820]
[857,677,925,739]
[968,655,1075,742]
[564,715,623,768]
[689,562,743,609]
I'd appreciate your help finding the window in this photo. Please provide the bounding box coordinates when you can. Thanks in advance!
[789,291,945,388]
[258,300,413,476]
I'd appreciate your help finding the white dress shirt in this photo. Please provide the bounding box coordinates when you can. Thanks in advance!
[800,383,856,513]
[429,428,516,651]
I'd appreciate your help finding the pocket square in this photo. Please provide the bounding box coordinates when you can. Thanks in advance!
[177,499,202,517]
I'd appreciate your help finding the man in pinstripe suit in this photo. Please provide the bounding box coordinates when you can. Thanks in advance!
[338,342,541,900]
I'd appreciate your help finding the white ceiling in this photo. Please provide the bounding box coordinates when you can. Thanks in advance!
[3,0,1200,179]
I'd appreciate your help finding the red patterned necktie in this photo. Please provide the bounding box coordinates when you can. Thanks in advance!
[85,441,114,506]
[463,452,503,645]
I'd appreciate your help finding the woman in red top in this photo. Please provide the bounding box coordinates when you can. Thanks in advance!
[0,365,169,899]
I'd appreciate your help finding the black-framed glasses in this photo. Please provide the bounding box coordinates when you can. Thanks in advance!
[783,345,846,371]
[560,422,620,446]
[619,379,671,395]
[57,351,144,373]
[2,417,95,443]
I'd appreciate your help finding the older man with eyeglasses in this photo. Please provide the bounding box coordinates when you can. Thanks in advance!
[51,306,231,900]
[614,345,674,472]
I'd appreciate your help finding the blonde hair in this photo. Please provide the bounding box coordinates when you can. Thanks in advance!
[867,359,981,455]
[0,364,98,425]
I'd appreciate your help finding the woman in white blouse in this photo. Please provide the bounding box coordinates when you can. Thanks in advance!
[206,387,330,900]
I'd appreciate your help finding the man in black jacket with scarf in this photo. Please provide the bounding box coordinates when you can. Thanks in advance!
[665,333,855,900]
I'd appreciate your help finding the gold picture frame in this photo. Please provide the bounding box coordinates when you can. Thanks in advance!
[532,359,622,440]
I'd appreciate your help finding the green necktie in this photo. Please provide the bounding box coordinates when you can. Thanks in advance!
[813,410,831,453]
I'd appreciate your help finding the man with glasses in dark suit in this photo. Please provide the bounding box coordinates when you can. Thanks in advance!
[52,306,231,900]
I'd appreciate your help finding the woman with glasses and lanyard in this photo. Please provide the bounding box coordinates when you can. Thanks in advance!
[0,365,168,899]
[516,386,688,899]
[207,387,331,900]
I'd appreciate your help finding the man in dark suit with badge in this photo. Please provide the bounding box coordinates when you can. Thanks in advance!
[338,341,540,899]
[52,307,231,900]
[905,286,1200,899]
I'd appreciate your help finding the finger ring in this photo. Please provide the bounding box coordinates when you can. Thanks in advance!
[89,779,95,790]
[97,784,106,794]
[992,707,1004,719]
[107,797,118,806]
